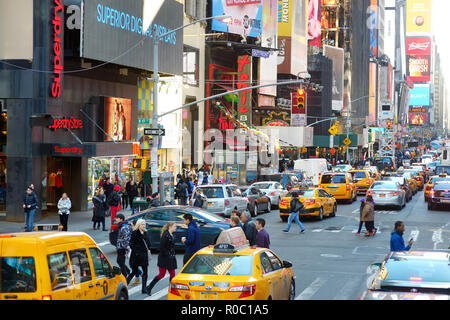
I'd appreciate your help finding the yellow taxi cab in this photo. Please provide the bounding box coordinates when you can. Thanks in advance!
[278,187,337,222]
[365,166,381,181]
[348,170,374,194]
[424,174,450,202]
[318,172,357,203]
[404,169,424,191]
[167,228,296,300]
[0,231,128,300]
[401,172,418,195]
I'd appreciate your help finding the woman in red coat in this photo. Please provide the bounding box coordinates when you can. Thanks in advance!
[108,184,122,230]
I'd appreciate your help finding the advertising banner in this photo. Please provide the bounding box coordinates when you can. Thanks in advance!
[407,55,431,82]
[406,0,431,34]
[237,55,252,129]
[211,0,262,38]
[408,110,429,125]
[409,84,430,106]
[384,8,396,63]
[308,0,322,48]
[369,62,377,125]
[104,97,132,141]
[259,0,278,97]
[369,0,378,57]
[406,37,432,55]
[323,45,344,111]
[81,0,183,75]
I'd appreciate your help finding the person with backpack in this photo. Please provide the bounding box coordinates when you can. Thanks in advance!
[193,189,207,208]
[115,213,132,277]
[361,195,376,237]
[108,184,122,229]
[283,192,306,233]
[175,174,188,205]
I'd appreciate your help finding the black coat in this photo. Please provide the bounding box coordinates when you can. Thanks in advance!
[129,230,151,267]
[103,183,114,199]
[127,184,138,199]
[157,230,177,270]
[92,194,107,219]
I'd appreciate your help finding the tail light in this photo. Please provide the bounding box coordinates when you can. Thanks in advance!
[42,295,52,300]
[367,191,372,196]
[229,284,256,298]
[169,283,189,296]
[429,191,435,197]
[304,199,316,205]
[225,200,230,206]
[367,180,371,185]
[247,197,251,202]
[392,192,400,197]
[346,185,350,191]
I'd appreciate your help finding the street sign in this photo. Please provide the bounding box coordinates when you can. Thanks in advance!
[343,137,351,146]
[330,147,336,155]
[328,125,338,136]
[144,128,165,136]
[138,118,151,125]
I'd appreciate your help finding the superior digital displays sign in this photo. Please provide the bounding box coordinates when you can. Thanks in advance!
[409,84,430,106]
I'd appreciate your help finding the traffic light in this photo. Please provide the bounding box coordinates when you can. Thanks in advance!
[297,88,306,112]
[132,158,142,169]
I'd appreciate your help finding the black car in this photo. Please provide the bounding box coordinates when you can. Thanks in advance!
[109,206,230,250]
[428,181,450,210]
[239,186,271,217]
[362,250,450,300]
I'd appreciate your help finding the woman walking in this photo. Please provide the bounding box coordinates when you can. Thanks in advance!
[361,195,376,236]
[92,188,107,231]
[146,222,177,295]
[355,198,367,235]
[283,192,306,233]
[57,193,72,231]
[127,219,151,294]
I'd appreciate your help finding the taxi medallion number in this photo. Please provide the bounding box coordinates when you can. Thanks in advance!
[201,292,218,300]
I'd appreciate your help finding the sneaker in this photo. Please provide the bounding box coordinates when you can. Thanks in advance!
[282,230,289,233]
[354,232,360,235]
[300,229,305,233]
[131,277,140,285]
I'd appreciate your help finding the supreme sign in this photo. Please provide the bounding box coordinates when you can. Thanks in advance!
[48,117,83,131]
[51,0,64,98]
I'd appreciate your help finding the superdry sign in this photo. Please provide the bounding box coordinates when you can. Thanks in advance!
[51,0,64,98]
[406,37,431,55]
[48,117,83,131]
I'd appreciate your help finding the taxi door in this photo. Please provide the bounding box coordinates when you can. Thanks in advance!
[46,250,76,300]
[265,251,289,300]
[259,252,282,299]
[317,189,331,214]
[88,247,116,300]
[67,248,97,300]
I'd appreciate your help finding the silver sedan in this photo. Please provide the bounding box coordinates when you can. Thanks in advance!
[250,181,288,208]
[367,181,406,210]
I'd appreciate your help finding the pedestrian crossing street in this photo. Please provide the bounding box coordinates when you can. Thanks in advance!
[351,208,402,215]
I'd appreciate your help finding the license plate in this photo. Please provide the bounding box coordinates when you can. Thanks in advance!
[200,292,218,300]
[208,202,213,206]
[379,194,386,198]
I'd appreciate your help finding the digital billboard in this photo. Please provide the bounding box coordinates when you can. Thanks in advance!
[81,0,183,75]
[406,37,432,55]
[408,109,429,126]
[308,0,322,48]
[407,55,431,82]
[409,84,430,106]
[323,45,344,112]
[406,0,431,34]
[104,97,132,141]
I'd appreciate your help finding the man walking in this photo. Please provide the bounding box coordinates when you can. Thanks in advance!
[390,221,414,252]
[255,218,270,249]
[175,174,188,205]
[240,211,257,246]
[181,213,200,264]
[115,213,132,277]
[23,186,38,232]
[283,192,306,233]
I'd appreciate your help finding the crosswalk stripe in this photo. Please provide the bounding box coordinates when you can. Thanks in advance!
[97,241,110,247]
[127,274,169,297]
[311,229,323,232]
[332,276,364,300]
[295,277,327,300]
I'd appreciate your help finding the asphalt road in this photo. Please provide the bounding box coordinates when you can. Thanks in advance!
[2,190,449,300]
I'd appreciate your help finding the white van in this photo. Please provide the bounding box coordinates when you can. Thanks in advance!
[294,159,328,186]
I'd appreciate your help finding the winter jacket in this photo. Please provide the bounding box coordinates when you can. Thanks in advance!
[108,191,121,207]
[149,198,161,207]
[103,183,114,199]
[390,231,411,252]
[256,229,270,249]
[127,184,139,199]
[129,230,151,267]
[57,198,72,215]
[23,192,38,211]
[242,220,258,246]
[290,198,304,214]
[184,220,201,254]
[158,230,177,270]
[92,194,107,218]
[176,181,188,199]
[117,221,132,250]
[361,200,375,222]
[193,194,206,208]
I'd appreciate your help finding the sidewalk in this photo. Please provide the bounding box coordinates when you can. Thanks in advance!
[0,208,135,234]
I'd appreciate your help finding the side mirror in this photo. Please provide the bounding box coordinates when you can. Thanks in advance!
[283,260,293,268]
[112,266,122,276]
[197,219,207,225]
[368,263,381,273]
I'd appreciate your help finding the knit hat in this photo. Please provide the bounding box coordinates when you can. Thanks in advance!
[114,184,120,192]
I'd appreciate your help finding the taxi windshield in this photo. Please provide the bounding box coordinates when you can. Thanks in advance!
[351,172,367,180]
[383,259,450,284]
[182,254,253,276]
[287,190,315,197]
[0,257,37,293]
[321,175,346,184]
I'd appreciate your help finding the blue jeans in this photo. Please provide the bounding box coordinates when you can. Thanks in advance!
[285,212,305,232]
[25,209,35,232]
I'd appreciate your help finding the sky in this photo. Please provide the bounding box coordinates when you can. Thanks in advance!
[432,0,450,78]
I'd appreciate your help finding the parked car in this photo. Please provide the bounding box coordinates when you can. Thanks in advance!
[109,206,230,250]
[250,181,288,208]
[239,186,271,217]
[366,181,406,210]
[190,184,248,217]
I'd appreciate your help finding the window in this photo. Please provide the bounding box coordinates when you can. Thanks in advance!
[198,187,225,198]
[259,252,273,274]
[266,251,282,271]
[89,248,112,278]
[226,187,233,198]
[145,209,171,221]
[182,254,253,276]
[321,174,347,184]
[183,46,199,87]
[69,249,92,284]
[1,257,36,293]
[318,189,329,198]
[47,252,72,291]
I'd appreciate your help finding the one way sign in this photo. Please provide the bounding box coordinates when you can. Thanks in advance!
[144,128,165,136]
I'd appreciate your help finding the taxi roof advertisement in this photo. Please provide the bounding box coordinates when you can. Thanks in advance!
[81,0,183,75]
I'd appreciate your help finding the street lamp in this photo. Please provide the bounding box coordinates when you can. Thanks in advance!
[150,15,231,197]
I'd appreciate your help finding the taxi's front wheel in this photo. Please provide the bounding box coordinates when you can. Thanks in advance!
[317,207,324,221]
[289,279,296,300]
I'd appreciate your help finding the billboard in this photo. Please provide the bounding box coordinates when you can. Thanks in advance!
[368,0,378,57]
[323,45,344,111]
[384,8,396,63]
[104,97,132,141]
[211,0,262,38]
[408,110,429,125]
[237,55,253,128]
[308,0,322,48]
[81,0,183,75]
[369,62,377,125]
[259,0,278,97]
[407,55,431,82]
[406,37,432,55]
[277,0,308,75]
[409,84,430,106]
[406,0,431,34]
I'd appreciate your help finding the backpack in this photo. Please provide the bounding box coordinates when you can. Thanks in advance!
[290,199,304,213]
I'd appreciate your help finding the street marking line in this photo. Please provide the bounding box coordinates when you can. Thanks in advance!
[432,229,443,250]
[144,287,169,300]
[97,241,110,247]
[295,277,327,300]
[332,276,363,300]
[409,229,420,242]
[312,229,323,233]
[128,274,169,296]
